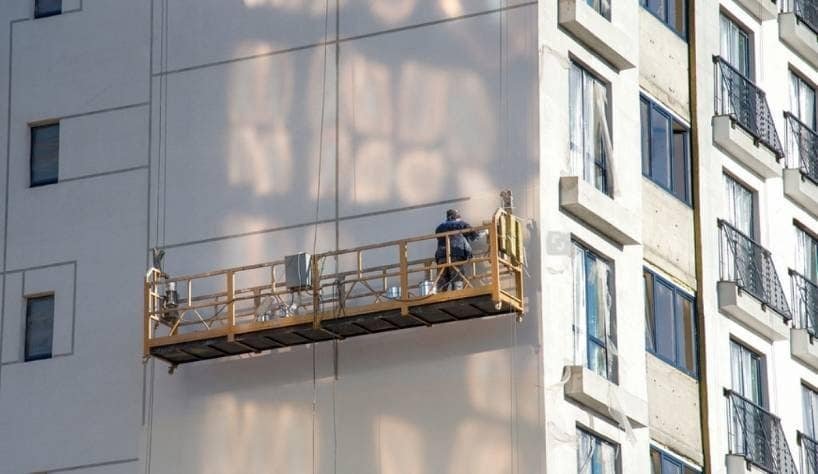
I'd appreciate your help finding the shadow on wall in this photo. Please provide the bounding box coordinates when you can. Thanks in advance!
[149,1,541,473]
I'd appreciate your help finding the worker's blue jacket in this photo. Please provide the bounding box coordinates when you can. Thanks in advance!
[435,219,478,261]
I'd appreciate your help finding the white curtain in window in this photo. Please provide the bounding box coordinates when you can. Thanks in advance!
[594,81,615,195]
[569,64,584,177]
[595,258,616,378]
[583,71,597,187]
[724,175,754,237]
[577,430,594,474]
[790,73,803,169]
[572,244,587,367]
[599,441,617,474]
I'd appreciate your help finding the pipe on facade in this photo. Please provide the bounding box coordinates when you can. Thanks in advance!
[687,0,713,471]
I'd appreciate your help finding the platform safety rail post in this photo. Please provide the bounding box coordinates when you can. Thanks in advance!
[400,241,409,316]
[490,212,502,306]
[226,270,235,341]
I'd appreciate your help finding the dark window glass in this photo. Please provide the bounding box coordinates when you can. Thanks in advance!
[641,96,691,204]
[25,295,54,361]
[642,0,687,38]
[644,268,698,377]
[654,280,675,362]
[641,99,651,173]
[672,125,688,200]
[30,123,59,187]
[651,448,701,474]
[650,107,671,188]
[34,0,61,18]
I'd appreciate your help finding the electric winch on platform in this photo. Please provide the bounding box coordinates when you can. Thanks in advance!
[143,206,525,370]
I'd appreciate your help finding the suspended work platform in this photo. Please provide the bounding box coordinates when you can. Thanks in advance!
[144,209,525,367]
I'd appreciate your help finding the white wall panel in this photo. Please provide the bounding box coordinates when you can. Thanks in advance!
[157,45,337,246]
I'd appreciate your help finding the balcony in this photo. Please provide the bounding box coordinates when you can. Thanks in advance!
[798,432,818,474]
[783,113,818,216]
[559,176,640,246]
[558,0,635,70]
[718,220,791,341]
[789,270,818,368]
[780,0,818,67]
[713,56,785,179]
[735,0,780,20]
[563,365,648,428]
[145,209,525,368]
[726,389,798,474]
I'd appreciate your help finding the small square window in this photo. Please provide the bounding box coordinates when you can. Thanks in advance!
[25,294,54,362]
[30,123,59,187]
[34,0,61,18]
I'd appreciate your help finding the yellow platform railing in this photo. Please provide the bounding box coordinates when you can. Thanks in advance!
[144,209,524,358]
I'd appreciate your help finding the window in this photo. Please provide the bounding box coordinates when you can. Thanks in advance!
[720,14,752,78]
[791,72,817,130]
[578,428,618,474]
[30,123,59,187]
[640,0,687,38]
[640,96,691,204]
[803,385,818,474]
[34,0,61,18]
[25,294,54,362]
[569,63,612,195]
[650,448,700,474]
[586,0,611,20]
[644,269,697,377]
[573,242,617,383]
[730,340,764,406]
[796,227,818,282]
[723,174,755,238]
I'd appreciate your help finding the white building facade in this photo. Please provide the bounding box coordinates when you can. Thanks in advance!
[4,0,818,473]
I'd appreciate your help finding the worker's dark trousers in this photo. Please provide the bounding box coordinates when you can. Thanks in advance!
[436,255,468,292]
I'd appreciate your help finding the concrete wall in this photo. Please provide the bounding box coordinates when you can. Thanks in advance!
[1,0,543,473]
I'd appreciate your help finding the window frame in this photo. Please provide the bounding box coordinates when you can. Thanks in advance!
[29,122,60,188]
[569,61,612,196]
[24,293,55,362]
[640,0,688,39]
[573,240,618,384]
[650,447,701,474]
[640,95,692,205]
[790,69,818,130]
[730,339,766,407]
[34,0,62,19]
[644,268,698,378]
[723,172,757,240]
[719,12,754,80]
[577,427,620,474]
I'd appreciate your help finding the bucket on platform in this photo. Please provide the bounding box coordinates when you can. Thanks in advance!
[419,280,436,296]
[386,286,401,299]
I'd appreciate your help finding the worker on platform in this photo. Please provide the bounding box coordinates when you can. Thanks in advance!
[435,209,479,291]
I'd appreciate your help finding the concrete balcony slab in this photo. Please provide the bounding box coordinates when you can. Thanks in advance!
[726,454,766,473]
[735,0,779,21]
[791,328,818,369]
[559,176,640,246]
[563,365,648,428]
[784,168,818,217]
[713,115,783,179]
[779,12,818,68]
[558,0,635,70]
[718,281,790,341]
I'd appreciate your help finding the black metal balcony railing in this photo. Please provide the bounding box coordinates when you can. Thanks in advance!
[714,56,785,159]
[726,389,798,474]
[791,269,818,336]
[719,220,792,320]
[785,112,818,184]
[784,0,818,34]
[800,431,818,474]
